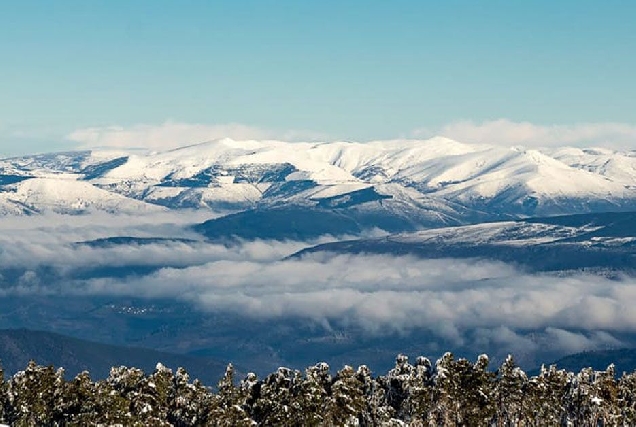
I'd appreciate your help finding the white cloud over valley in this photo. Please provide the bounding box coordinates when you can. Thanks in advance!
[1,212,635,364]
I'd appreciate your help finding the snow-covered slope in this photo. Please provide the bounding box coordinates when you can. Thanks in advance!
[548,147,636,186]
[1,138,635,224]
[0,177,164,215]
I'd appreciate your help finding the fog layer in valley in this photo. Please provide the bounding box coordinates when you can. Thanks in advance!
[0,212,633,372]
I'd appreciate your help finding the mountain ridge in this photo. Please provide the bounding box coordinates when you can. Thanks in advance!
[0,328,231,384]
[289,210,636,274]
[2,139,636,234]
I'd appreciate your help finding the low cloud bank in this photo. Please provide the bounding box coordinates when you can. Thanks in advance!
[1,213,635,361]
[69,254,636,337]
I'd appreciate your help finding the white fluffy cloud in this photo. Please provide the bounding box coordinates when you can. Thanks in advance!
[66,121,328,151]
[414,119,636,149]
[2,212,636,363]
[4,220,636,339]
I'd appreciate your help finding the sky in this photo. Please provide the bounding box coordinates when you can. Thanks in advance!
[1,0,635,156]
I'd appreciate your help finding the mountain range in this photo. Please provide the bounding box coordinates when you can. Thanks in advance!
[2,139,636,379]
[1,139,636,235]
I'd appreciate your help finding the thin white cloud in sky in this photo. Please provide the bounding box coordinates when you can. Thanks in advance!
[414,119,636,149]
[66,119,636,152]
[66,121,328,151]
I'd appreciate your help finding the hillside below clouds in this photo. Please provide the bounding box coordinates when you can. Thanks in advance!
[1,138,636,233]
[292,211,636,274]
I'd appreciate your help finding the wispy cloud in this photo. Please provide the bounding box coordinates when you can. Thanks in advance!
[66,119,636,153]
[66,121,329,151]
[414,119,636,149]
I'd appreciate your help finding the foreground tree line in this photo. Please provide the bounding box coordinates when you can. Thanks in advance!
[0,353,635,426]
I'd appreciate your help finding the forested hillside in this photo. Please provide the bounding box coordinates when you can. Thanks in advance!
[1,352,634,426]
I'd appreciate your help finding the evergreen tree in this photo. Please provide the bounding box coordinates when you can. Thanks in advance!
[209,363,254,426]
[60,370,99,425]
[617,370,636,424]
[0,363,6,425]
[168,367,213,427]
[295,362,331,425]
[592,364,620,424]
[494,354,527,426]
[326,365,366,425]
[99,365,144,425]
[429,353,496,425]
[356,364,394,426]
[380,353,416,420]
[4,361,65,426]
[523,364,570,424]
[400,356,433,423]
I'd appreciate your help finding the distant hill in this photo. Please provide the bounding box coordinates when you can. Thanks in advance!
[291,211,636,274]
[0,329,231,385]
[551,348,636,375]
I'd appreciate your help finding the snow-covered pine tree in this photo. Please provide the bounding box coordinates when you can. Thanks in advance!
[382,353,415,417]
[429,353,496,425]
[126,363,174,426]
[356,364,394,425]
[99,365,145,425]
[0,363,6,424]
[4,361,65,426]
[209,363,254,426]
[524,364,570,424]
[399,356,433,423]
[59,370,98,425]
[169,367,213,427]
[293,362,331,425]
[618,370,636,424]
[325,365,366,425]
[252,366,307,426]
[494,354,528,426]
[429,352,456,425]
[591,364,620,424]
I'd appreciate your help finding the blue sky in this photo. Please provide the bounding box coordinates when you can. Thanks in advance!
[1,0,635,155]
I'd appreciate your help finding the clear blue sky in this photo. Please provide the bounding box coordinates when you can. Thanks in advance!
[1,0,635,155]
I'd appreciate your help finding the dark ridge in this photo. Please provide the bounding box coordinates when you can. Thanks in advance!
[0,174,33,186]
[289,210,636,273]
[524,210,636,238]
[315,186,392,209]
[159,163,298,188]
[80,156,129,180]
[0,328,230,384]
[549,348,636,375]
[194,206,364,241]
[75,236,199,248]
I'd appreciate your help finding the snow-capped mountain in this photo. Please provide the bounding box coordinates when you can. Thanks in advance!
[1,138,635,228]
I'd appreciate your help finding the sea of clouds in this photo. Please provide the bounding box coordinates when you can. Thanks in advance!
[0,212,633,363]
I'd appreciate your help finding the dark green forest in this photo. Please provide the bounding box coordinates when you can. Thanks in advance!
[1,353,634,426]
